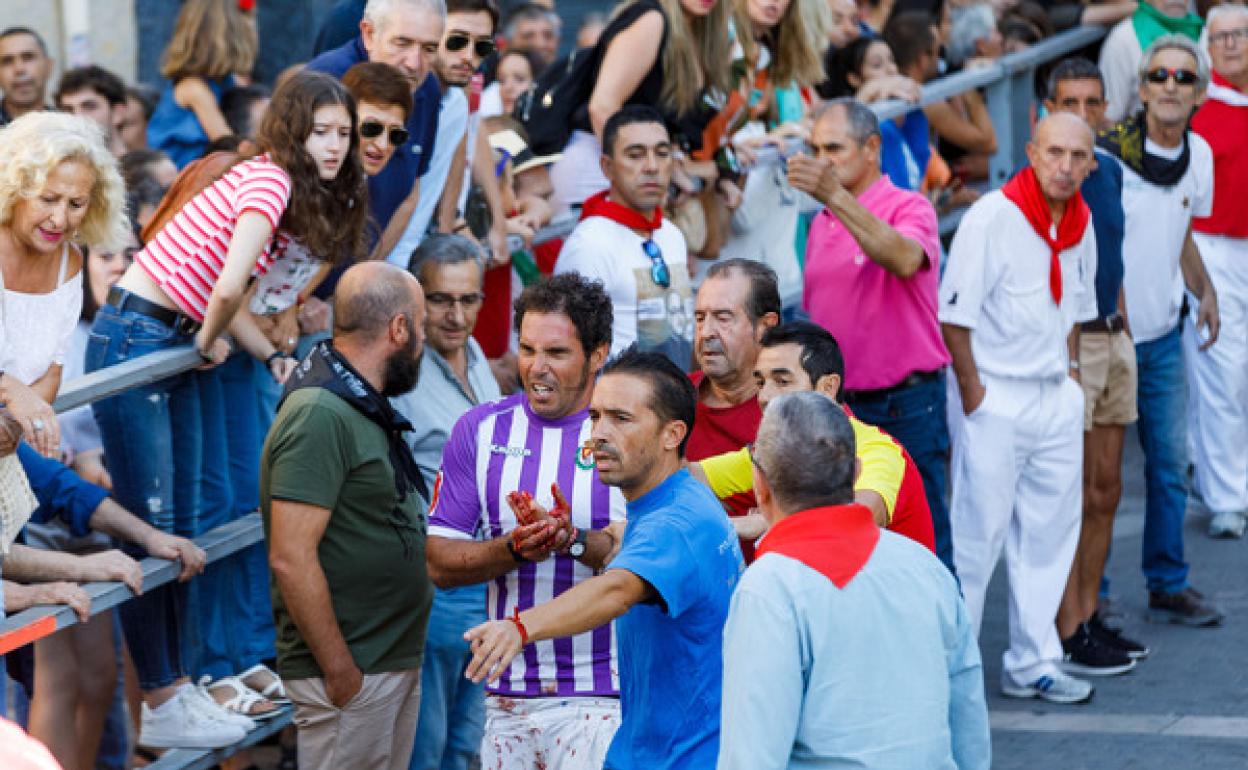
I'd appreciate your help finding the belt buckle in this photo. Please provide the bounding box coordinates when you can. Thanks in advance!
[173,315,200,336]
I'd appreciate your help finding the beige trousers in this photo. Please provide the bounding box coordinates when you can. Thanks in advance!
[286,669,422,770]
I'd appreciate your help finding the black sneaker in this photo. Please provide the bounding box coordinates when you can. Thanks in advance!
[1088,615,1150,659]
[1061,624,1137,677]
[1147,587,1225,627]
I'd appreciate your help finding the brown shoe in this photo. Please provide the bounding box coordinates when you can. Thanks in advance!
[1147,587,1224,626]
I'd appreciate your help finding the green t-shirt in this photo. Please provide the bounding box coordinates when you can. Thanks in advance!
[260,388,432,680]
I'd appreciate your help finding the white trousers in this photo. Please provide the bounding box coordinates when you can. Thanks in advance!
[1184,233,1248,515]
[948,373,1084,682]
[480,695,621,770]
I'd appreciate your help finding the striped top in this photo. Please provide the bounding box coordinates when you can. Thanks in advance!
[136,155,293,321]
[429,393,625,698]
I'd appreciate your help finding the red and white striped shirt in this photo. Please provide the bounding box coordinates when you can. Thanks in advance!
[136,155,293,321]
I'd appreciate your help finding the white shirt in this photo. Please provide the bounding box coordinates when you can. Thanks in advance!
[386,87,470,268]
[555,215,695,366]
[1,245,81,385]
[1118,133,1214,344]
[1100,20,1144,124]
[939,190,1098,381]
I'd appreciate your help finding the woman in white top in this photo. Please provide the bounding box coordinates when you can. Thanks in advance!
[0,110,131,770]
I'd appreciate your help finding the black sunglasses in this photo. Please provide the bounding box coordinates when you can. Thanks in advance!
[642,239,670,289]
[359,120,410,146]
[1145,67,1199,87]
[446,33,496,58]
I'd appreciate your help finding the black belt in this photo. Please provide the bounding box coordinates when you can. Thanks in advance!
[106,286,202,336]
[1080,314,1126,334]
[843,369,941,402]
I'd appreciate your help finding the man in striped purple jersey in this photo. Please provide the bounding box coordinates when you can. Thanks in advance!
[426,273,627,770]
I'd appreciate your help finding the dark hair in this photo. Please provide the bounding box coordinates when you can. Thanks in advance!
[503,2,559,37]
[760,321,847,401]
[884,11,936,73]
[256,70,369,263]
[602,104,668,156]
[600,345,698,457]
[126,84,160,121]
[0,27,48,55]
[203,134,246,154]
[342,61,413,121]
[447,0,500,29]
[56,65,127,107]
[120,149,171,191]
[1046,57,1104,101]
[704,258,781,322]
[126,175,166,233]
[488,46,541,85]
[820,37,880,99]
[886,0,945,25]
[221,83,272,138]
[513,272,614,358]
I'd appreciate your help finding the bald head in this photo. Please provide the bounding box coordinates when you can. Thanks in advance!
[334,261,425,341]
[1026,112,1095,205]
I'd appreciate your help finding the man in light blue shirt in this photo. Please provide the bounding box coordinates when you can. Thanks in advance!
[390,233,500,770]
[717,392,990,770]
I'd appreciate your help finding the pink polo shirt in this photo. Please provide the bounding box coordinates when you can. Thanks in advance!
[804,176,948,392]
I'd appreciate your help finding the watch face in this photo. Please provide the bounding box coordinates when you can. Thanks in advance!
[569,542,586,557]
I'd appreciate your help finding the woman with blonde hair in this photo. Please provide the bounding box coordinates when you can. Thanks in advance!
[0,111,129,770]
[548,0,734,212]
[147,0,259,167]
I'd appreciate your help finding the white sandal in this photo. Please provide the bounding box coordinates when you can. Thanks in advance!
[239,663,291,705]
[205,675,282,721]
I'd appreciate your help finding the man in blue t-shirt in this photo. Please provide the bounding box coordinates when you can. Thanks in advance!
[1044,58,1151,674]
[464,346,744,770]
[307,0,445,271]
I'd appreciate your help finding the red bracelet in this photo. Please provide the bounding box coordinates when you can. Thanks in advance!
[510,607,530,646]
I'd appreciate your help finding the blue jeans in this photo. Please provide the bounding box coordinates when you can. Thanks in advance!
[87,304,204,690]
[845,372,955,574]
[1135,325,1190,594]
[192,353,276,680]
[409,586,488,770]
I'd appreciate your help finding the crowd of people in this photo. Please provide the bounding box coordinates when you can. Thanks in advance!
[0,0,1246,767]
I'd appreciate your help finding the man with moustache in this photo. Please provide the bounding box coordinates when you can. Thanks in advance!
[425,273,626,770]
[262,262,433,770]
[940,113,1099,704]
[464,347,743,770]
[0,27,53,126]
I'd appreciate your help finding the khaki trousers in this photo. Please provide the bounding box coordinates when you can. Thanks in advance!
[287,669,422,770]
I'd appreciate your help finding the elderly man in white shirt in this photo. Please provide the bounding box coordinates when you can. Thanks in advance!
[940,113,1098,705]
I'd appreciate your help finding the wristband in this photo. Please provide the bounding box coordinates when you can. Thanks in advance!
[510,607,530,645]
[266,351,291,367]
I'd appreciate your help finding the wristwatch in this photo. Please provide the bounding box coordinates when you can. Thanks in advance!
[567,529,588,559]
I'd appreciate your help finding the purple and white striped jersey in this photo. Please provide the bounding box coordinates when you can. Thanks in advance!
[429,393,625,698]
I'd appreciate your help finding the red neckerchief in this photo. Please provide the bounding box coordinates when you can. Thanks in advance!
[580,190,662,233]
[1000,166,1090,305]
[755,504,880,589]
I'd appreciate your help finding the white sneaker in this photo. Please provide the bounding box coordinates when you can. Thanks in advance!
[192,678,258,732]
[1001,670,1094,705]
[139,686,248,748]
[1208,511,1246,539]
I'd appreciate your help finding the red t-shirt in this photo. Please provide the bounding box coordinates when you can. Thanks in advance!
[686,372,762,516]
[891,441,936,553]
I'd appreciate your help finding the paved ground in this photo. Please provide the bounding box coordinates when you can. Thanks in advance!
[983,426,1248,769]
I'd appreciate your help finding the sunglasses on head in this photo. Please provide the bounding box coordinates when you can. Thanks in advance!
[1145,67,1199,86]
[358,120,410,146]
[642,239,670,289]
[445,33,496,58]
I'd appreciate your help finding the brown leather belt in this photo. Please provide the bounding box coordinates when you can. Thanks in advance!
[843,369,942,402]
[1080,314,1125,334]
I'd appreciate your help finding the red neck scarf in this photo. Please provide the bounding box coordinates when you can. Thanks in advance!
[755,504,880,588]
[1001,166,1090,305]
[580,190,662,233]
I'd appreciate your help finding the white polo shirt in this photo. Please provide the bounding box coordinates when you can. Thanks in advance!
[939,190,1098,381]
[555,216,695,367]
[1118,133,1214,344]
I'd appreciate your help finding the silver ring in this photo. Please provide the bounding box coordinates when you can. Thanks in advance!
[287,337,296,346]
[32,418,45,432]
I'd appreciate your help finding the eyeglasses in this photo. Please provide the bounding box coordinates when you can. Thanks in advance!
[445,33,496,58]
[1144,67,1199,87]
[426,291,485,311]
[642,239,670,288]
[1209,27,1248,46]
[359,120,409,146]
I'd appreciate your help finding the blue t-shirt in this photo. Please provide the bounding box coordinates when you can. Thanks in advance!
[880,110,932,192]
[605,469,744,770]
[147,75,235,169]
[306,36,441,241]
[1081,149,1126,319]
